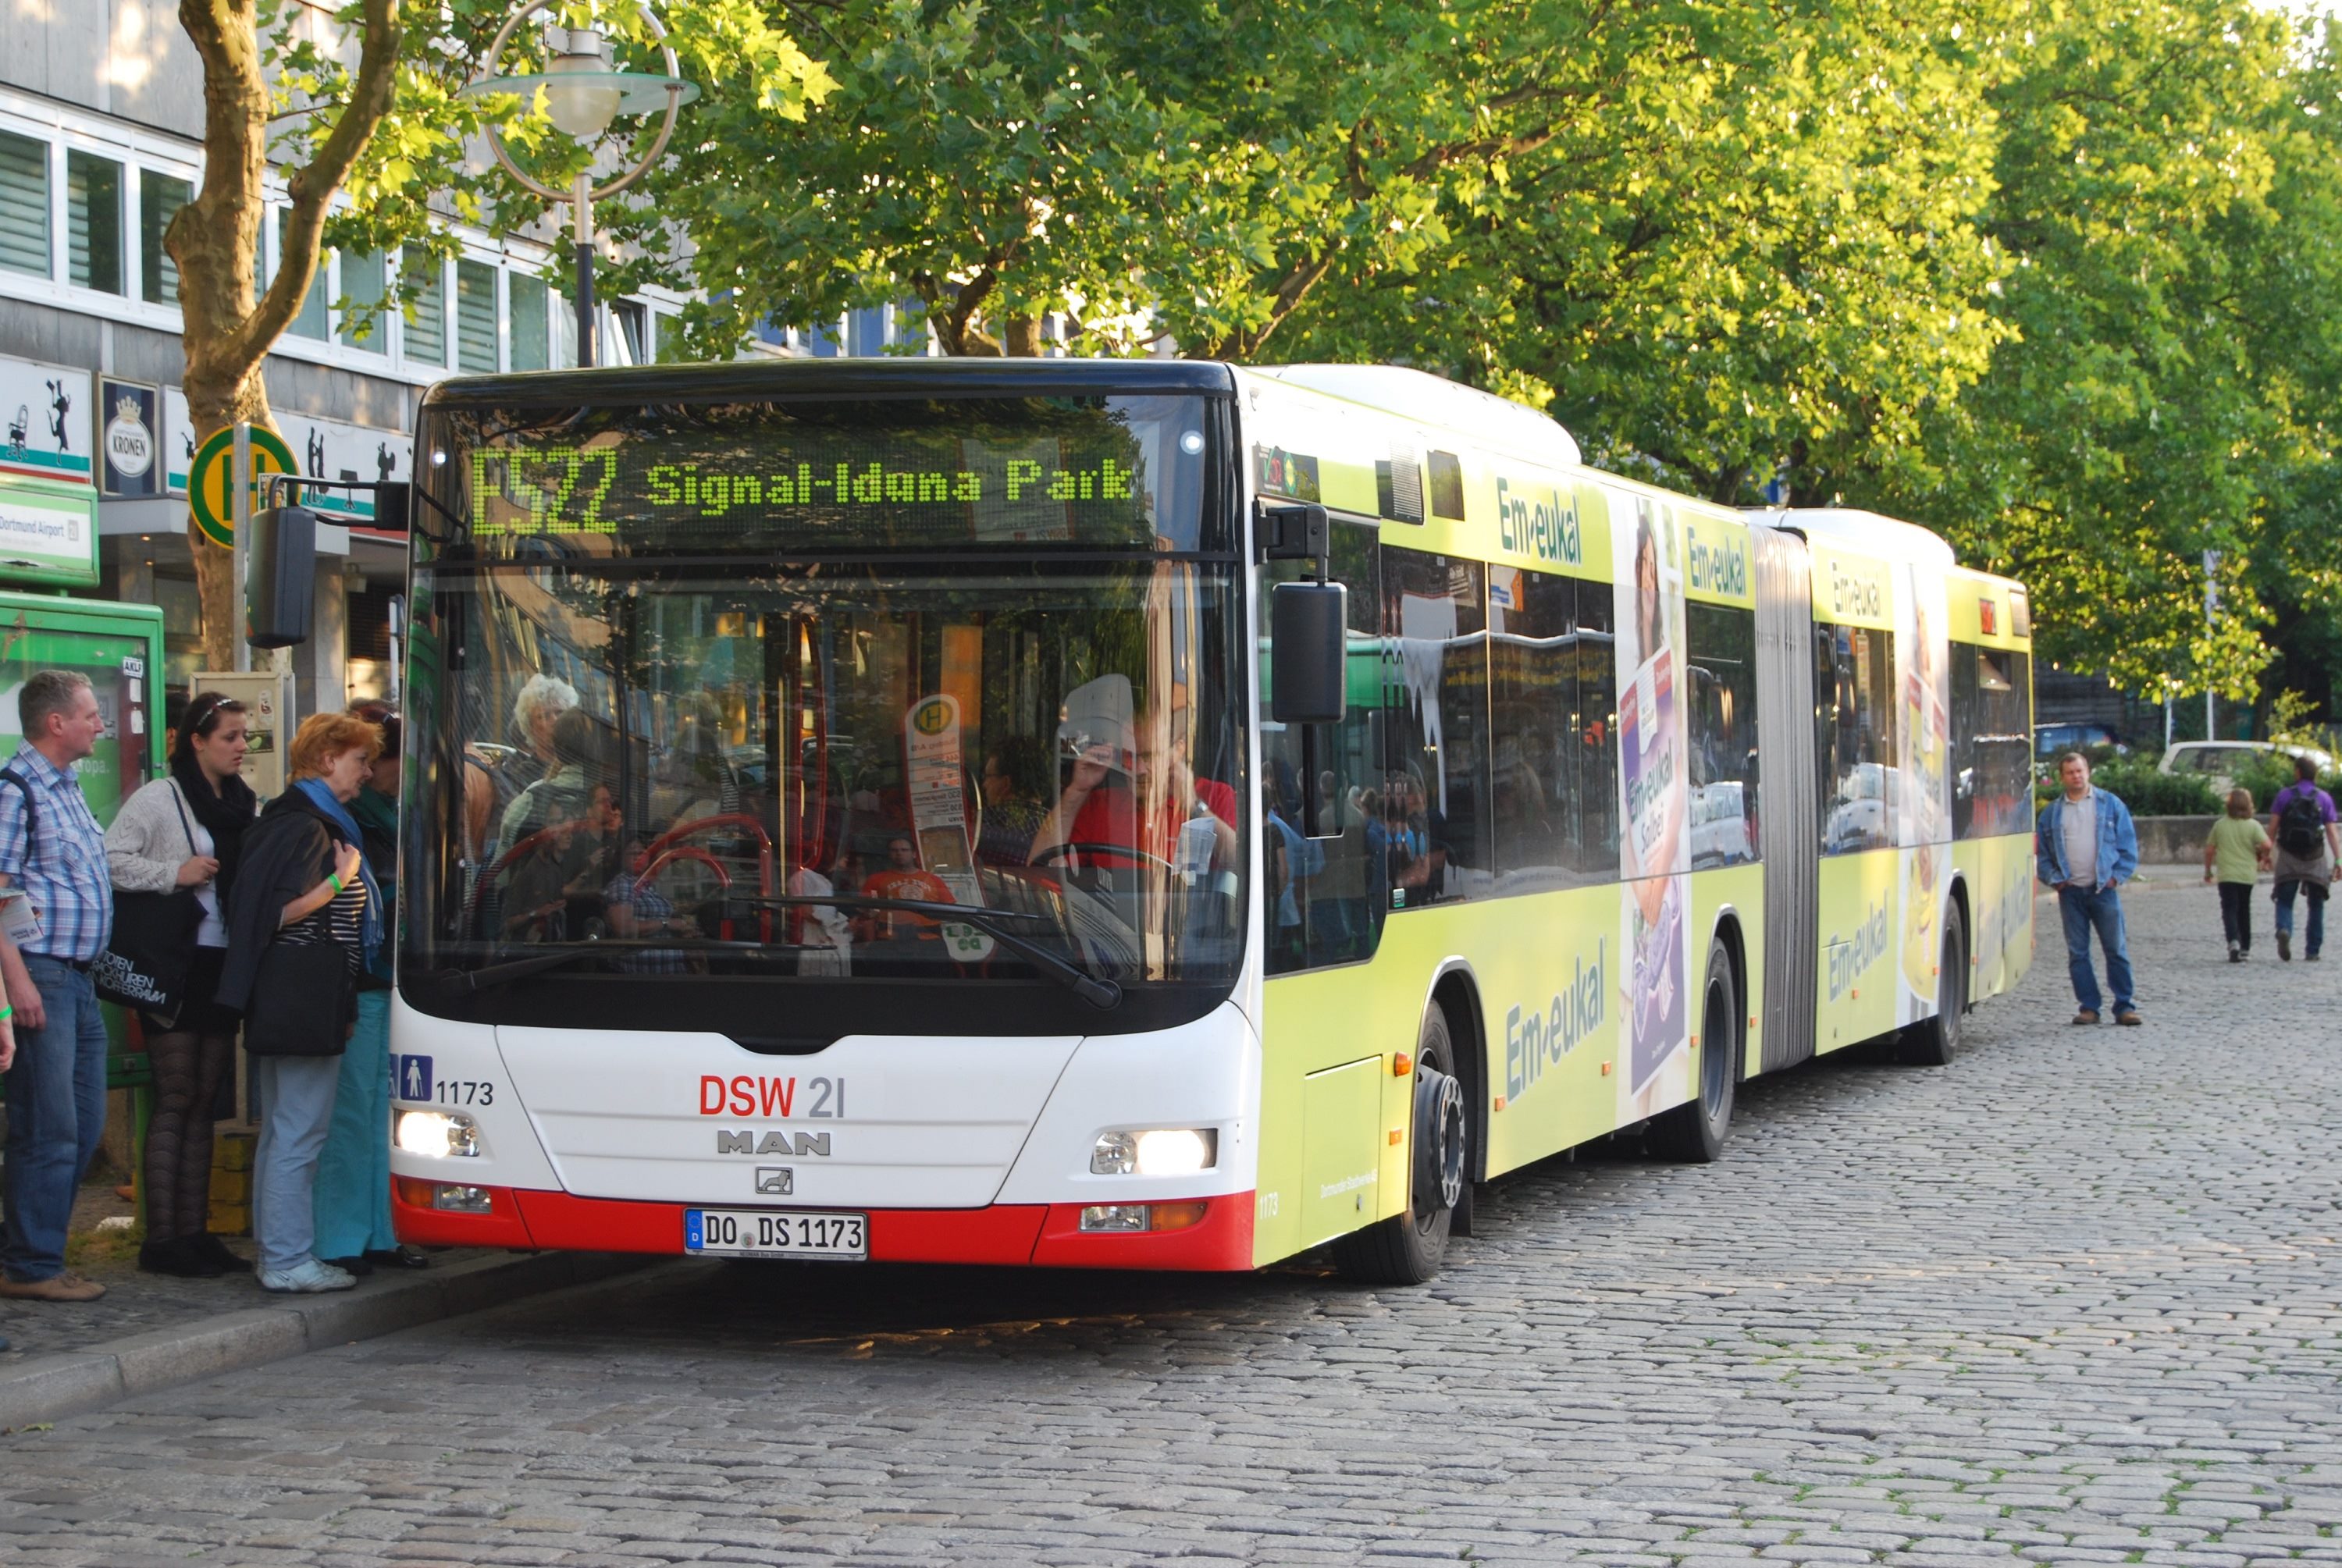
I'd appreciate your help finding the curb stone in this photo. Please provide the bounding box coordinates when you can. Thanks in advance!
[0,1250,655,1428]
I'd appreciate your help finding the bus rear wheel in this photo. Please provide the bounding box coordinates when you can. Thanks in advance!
[1901,917,1966,1066]
[1646,934,1739,1163]
[1332,1005,1467,1285]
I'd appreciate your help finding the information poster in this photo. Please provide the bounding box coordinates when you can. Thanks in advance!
[0,357,91,488]
[99,379,162,499]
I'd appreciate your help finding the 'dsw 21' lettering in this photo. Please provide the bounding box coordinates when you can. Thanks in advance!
[696,1075,849,1118]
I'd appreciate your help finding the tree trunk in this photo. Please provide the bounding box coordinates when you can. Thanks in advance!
[1002,315,1044,356]
[171,0,401,673]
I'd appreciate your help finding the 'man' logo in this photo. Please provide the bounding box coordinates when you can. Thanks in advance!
[717,1129,832,1157]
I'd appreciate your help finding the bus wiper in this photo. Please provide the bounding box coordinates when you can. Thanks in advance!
[424,937,773,993]
[753,894,1123,1009]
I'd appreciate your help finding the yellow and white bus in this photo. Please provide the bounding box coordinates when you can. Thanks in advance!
[389,358,2032,1282]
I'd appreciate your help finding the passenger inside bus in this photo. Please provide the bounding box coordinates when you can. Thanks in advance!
[1027,674,1237,875]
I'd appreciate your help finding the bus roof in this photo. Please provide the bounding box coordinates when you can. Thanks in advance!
[417,355,1239,411]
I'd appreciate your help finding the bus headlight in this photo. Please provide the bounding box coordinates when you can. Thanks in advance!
[395,1109,479,1159]
[1090,1128,1216,1176]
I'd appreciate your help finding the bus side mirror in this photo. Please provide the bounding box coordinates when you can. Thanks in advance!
[245,503,317,649]
[1271,581,1347,724]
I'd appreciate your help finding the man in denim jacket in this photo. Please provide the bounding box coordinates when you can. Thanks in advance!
[2035,752,2142,1025]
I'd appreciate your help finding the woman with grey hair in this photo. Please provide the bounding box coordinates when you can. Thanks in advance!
[461,674,577,864]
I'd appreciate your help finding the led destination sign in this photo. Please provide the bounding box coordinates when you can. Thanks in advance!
[446,396,1205,554]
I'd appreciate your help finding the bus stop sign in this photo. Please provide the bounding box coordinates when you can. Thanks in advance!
[188,425,297,546]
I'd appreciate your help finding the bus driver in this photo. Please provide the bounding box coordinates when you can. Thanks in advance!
[1029,674,1237,876]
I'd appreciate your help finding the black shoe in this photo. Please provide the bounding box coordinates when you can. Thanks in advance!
[364,1246,431,1271]
[192,1234,251,1273]
[2229,944,2241,963]
[138,1237,224,1278]
[2279,932,2292,961]
[318,1254,376,1277]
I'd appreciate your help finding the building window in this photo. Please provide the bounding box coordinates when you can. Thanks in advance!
[552,285,578,368]
[454,258,497,372]
[653,308,682,362]
[340,249,386,354]
[141,171,191,304]
[401,247,445,365]
[611,299,648,365]
[278,212,329,340]
[66,151,123,295]
[0,130,51,279]
[509,272,549,370]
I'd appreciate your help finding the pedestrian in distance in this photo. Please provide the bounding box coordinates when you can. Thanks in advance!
[219,713,384,1294]
[103,691,258,1277]
[2268,755,2340,962]
[0,670,118,1303]
[2035,750,2142,1026]
[2201,787,2273,963]
[311,702,427,1276]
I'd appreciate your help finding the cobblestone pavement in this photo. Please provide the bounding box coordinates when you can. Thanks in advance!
[2,887,2337,1566]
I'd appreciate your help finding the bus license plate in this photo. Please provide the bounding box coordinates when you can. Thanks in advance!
[685,1208,867,1260]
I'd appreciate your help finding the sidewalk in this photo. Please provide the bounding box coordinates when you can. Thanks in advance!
[0,1181,653,1428]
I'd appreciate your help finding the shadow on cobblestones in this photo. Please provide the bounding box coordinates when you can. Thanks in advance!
[2,891,2338,1567]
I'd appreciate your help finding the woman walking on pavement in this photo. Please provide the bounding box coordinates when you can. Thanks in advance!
[105,692,257,1276]
[219,713,383,1293]
[2202,788,2273,963]
[311,702,425,1275]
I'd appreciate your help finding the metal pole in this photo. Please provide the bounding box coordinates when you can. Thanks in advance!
[2202,549,2222,741]
[232,422,252,674]
[574,172,596,368]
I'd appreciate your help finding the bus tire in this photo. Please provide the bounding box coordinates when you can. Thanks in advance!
[1900,917,1966,1067]
[1646,934,1739,1164]
[1331,1004,1466,1285]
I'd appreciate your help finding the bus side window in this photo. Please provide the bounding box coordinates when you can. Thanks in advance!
[1490,567,1575,890]
[1575,581,1619,876]
[1684,600,1759,869]
[1381,546,1490,906]
[1262,520,1385,973]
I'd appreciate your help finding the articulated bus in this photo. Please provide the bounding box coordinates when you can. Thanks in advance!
[389,358,2034,1282]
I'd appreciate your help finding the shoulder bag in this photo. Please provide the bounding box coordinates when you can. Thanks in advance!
[243,912,357,1058]
[95,784,207,1023]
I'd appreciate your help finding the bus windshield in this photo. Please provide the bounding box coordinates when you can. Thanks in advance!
[402,388,1247,1040]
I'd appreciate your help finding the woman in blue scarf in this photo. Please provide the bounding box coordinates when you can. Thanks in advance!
[311,702,425,1275]
[218,713,383,1294]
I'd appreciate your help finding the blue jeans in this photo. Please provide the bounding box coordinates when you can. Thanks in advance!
[254,1055,342,1275]
[2057,884,2135,1014]
[2273,880,2327,958]
[1,958,111,1283]
[312,990,396,1260]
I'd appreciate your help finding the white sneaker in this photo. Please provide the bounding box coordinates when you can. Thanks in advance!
[259,1258,358,1293]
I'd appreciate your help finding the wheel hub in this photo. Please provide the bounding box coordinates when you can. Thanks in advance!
[1413,1068,1466,1213]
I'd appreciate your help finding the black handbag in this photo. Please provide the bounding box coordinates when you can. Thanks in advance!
[95,783,206,1022]
[242,919,356,1058]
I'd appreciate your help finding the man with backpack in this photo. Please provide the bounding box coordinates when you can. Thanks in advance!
[2268,756,2340,962]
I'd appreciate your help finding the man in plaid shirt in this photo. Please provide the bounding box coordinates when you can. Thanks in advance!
[0,671,116,1303]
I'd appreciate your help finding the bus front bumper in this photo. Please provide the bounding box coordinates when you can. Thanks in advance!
[392,1179,1257,1271]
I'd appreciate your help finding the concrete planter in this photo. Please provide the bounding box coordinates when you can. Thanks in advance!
[2131,814,2221,865]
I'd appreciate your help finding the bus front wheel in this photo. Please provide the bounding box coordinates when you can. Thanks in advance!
[1646,934,1740,1163]
[1332,1006,1466,1285]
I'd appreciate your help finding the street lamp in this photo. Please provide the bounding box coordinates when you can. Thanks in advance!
[461,3,698,368]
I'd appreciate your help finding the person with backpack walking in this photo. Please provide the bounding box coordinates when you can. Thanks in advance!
[2202,788,2273,962]
[2035,751,2142,1026]
[2268,756,2340,962]
[0,671,116,1303]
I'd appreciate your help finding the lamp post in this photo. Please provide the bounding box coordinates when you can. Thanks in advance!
[461,3,697,368]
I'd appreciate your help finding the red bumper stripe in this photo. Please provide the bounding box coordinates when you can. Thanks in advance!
[396,1182,1256,1270]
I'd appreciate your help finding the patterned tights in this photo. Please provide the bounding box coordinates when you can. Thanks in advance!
[141,1026,236,1243]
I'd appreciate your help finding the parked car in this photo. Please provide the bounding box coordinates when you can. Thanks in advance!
[2033,722,2127,762]
[2158,740,2337,795]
